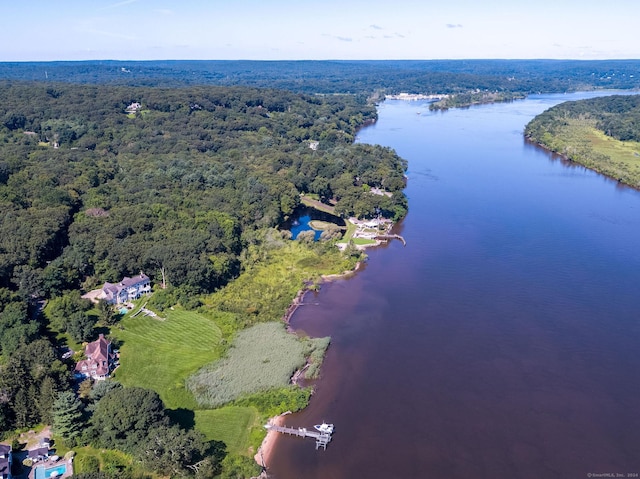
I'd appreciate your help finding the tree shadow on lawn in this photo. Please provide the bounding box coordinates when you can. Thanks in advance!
[168,407,196,429]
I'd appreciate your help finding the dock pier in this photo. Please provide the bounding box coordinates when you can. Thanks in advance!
[375,234,407,246]
[264,423,332,450]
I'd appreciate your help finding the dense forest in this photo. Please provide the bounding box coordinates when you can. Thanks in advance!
[0,80,407,477]
[2,59,638,478]
[1,59,640,95]
[525,94,640,187]
[0,81,407,297]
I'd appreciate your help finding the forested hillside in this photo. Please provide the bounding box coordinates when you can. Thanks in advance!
[0,80,407,477]
[1,59,639,95]
[0,81,406,297]
[525,95,640,187]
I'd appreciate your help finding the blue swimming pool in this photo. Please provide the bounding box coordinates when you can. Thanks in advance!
[34,463,67,479]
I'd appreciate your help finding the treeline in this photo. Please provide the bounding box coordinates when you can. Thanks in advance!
[0,81,406,299]
[525,94,640,143]
[429,91,527,110]
[53,381,218,477]
[1,59,639,95]
[525,94,640,188]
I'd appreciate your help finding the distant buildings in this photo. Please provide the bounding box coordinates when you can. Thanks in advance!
[385,93,449,101]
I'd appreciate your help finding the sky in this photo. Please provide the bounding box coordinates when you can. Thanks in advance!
[1,0,639,61]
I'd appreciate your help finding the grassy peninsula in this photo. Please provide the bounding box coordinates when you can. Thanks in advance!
[525,95,640,188]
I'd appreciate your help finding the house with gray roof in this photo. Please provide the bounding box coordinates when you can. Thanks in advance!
[0,444,11,479]
[99,273,151,305]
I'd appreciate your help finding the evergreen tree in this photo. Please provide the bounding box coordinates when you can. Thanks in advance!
[52,391,84,444]
[13,388,30,429]
[88,380,121,402]
[66,311,96,342]
[37,376,58,425]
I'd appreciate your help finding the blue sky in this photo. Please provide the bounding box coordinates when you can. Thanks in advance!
[2,0,638,61]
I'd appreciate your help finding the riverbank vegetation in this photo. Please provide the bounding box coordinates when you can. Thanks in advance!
[525,95,640,188]
[0,79,406,477]
[429,91,527,110]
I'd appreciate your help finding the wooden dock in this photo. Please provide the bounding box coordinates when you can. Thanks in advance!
[264,423,332,450]
[375,234,407,246]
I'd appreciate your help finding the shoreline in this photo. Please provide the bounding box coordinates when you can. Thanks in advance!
[281,261,363,326]
[253,413,288,474]
[255,215,399,468]
[524,136,639,190]
[255,261,363,468]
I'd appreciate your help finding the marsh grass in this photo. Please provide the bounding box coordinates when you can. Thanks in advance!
[206,240,357,326]
[187,322,326,408]
[534,117,640,187]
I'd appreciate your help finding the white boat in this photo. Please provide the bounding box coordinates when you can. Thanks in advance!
[313,422,334,434]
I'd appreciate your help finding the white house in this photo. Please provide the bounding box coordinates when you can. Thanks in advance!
[125,102,141,114]
[100,273,151,305]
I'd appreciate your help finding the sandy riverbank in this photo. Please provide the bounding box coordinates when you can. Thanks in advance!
[254,413,288,470]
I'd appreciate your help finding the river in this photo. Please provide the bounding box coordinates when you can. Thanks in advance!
[268,93,640,479]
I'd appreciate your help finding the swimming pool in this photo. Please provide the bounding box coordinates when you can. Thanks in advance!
[34,463,67,479]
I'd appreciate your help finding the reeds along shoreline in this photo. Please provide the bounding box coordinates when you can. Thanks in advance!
[281,261,362,326]
[256,261,362,468]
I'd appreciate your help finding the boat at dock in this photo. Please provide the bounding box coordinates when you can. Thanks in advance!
[313,422,334,434]
[264,421,334,450]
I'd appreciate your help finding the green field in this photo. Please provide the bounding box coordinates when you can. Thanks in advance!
[529,116,640,188]
[206,239,359,326]
[300,195,337,214]
[352,237,377,246]
[110,239,358,461]
[582,126,640,186]
[113,308,226,409]
[194,407,260,455]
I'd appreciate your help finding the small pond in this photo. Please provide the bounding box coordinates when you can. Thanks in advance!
[281,206,345,240]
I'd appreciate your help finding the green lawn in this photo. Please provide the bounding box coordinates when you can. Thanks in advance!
[338,220,357,243]
[194,406,260,456]
[585,127,640,185]
[112,307,226,409]
[352,237,377,245]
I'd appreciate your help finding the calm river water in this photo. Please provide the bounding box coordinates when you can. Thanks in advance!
[268,93,640,479]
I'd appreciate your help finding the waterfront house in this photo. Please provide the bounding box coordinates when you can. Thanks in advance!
[74,334,113,381]
[100,273,151,305]
[0,444,11,479]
